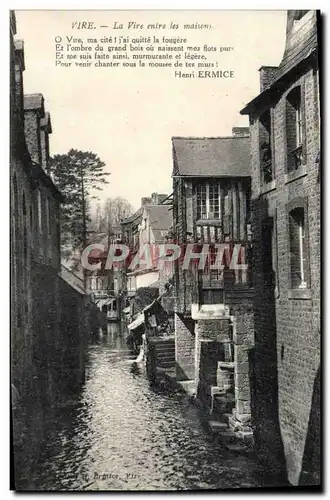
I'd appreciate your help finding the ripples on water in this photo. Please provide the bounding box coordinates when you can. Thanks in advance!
[33,323,261,491]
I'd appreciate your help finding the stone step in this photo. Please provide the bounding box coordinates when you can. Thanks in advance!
[154,349,175,356]
[154,347,175,354]
[156,356,175,363]
[224,443,251,454]
[155,351,175,357]
[156,357,175,364]
[177,380,196,395]
[157,361,175,368]
[213,394,235,414]
[214,430,238,444]
[236,430,254,443]
[153,341,175,347]
[208,421,228,433]
[214,393,235,401]
[221,413,233,423]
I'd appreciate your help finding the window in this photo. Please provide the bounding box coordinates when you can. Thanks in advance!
[259,110,273,183]
[286,86,304,172]
[289,207,309,289]
[196,182,220,220]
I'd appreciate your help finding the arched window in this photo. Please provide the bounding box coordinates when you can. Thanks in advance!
[286,86,304,172]
[289,206,309,289]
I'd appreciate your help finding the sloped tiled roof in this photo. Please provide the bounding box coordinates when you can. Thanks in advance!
[146,204,172,242]
[172,137,250,178]
[59,265,86,295]
[241,10,318,115]
[121,207,143,226]
[274,10,317,84]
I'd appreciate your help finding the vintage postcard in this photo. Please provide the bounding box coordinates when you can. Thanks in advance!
[10,9,321,491]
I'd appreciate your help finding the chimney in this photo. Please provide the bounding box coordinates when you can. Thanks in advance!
[151,192,159,204]
[258,66,278,92]
[141,197,152,206]
[24,93,45,165]
[158,194,168,204]
[232,127,250,138]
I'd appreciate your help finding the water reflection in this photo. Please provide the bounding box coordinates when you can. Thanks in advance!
[32,322,261,491]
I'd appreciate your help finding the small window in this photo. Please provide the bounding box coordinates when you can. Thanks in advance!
[196,182,220,220]
[286,86,304,172]
[289,207,309,289]
[259,110,273,183]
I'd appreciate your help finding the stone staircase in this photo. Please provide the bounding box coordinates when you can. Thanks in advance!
[151,337,176,370]
[207,388,253,451]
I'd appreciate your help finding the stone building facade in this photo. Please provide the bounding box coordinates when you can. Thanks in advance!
[241,10,320,485]
[10,12,98,488]
[11,16,63,410]
[171,129,255,436]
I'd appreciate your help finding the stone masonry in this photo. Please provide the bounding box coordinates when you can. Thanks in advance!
[241,10,320,486]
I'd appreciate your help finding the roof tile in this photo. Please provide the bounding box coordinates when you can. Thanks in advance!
[172,136,250,177]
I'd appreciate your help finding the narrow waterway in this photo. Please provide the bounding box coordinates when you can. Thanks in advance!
[32,323,262,491]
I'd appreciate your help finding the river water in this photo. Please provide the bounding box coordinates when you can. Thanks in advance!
[32,322,262,491]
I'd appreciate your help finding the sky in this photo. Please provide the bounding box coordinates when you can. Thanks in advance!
[15,10,287,212]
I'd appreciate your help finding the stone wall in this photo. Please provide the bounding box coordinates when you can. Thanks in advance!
[231,305,254,432]
[174,313,195,381]
[194,319,229,403]
[249,61,320,484]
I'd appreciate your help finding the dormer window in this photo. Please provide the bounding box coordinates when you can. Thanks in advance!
[286,86,304,172]
[259,110,273,184]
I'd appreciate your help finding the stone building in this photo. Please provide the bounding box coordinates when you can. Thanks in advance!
[10,12,98,487]
[121,193,172,314]
[171,129,255,435]
[11,14,63,415]
[86,229,126,321]
[240,10,320,485]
